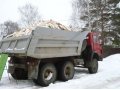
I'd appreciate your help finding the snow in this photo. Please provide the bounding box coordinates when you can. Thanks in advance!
[0,54,120,89]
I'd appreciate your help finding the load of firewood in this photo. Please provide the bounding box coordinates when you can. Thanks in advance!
[5,20,71,38]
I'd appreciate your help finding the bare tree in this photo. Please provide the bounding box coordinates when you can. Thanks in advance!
[19,4,40,26]
[71,0,88,29]
[4,21,20,35]
[71,0,109,44]
[0,24,6,40]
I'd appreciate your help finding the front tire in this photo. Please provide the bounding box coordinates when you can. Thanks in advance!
[88,58,98,74]
[36,63,57,87]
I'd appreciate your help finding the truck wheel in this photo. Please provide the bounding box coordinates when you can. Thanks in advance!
[11,68,28,80]
[58,61,74,81]
[36,63,57,87]
[88,58,98,74]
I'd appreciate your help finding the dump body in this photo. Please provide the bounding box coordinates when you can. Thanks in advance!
[0,27,89,59]
[0,27,102,86]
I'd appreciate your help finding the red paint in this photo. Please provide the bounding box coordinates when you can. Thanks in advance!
[87,32,103,57]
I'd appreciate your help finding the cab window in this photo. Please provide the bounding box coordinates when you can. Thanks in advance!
[93,35,99,43]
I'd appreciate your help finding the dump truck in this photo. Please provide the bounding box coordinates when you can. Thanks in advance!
[0,27,102,86]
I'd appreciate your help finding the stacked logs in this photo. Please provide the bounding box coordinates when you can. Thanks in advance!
[5,20,71,38]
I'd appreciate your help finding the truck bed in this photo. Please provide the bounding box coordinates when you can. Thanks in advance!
[0,27,89,59]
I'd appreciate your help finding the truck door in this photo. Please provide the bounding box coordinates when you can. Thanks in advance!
[93,33,102,56]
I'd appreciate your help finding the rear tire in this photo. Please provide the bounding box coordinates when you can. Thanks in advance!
[88,58,98,74]
[11,68,28,80]
[58,61,74,81]
[36,63,57,87]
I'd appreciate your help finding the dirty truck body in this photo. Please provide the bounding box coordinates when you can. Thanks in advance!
[0,27,102,86]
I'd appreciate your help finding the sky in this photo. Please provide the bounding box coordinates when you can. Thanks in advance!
[0,0,73,26]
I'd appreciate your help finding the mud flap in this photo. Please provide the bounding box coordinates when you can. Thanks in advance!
[28,60,40,79]
[0,54,8,80]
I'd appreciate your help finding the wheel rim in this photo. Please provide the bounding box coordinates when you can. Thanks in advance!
[65,66,72,78]
[44,69,53,81]
[65,67,70,77]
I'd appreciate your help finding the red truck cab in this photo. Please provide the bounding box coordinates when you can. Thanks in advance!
[81,32,103,74]
[87,32,103,61]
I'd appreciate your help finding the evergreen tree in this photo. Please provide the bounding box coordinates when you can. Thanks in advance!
[72,0,120,47]
[107,0,120,47]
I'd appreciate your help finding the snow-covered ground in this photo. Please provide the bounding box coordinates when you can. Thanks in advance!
[0,54,120,89]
